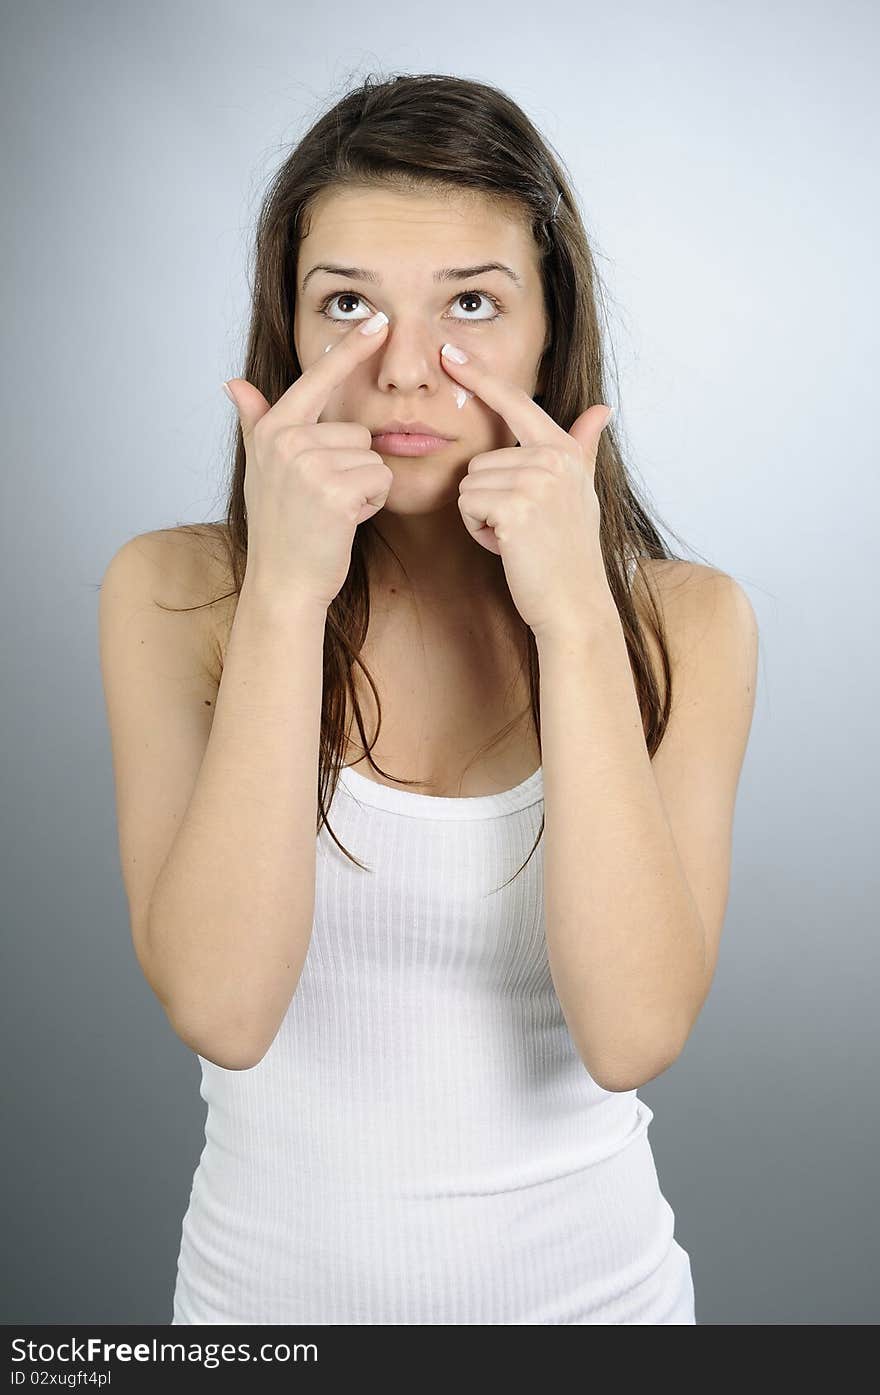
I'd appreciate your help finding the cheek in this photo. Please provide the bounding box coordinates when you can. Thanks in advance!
[473,342,534,389]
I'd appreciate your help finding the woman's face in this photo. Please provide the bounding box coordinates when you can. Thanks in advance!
[293,186,551,509]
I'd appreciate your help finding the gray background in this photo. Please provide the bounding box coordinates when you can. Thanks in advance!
[3,0,878,1325]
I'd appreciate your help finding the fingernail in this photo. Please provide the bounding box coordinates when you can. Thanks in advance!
[360,310,389,336]
[221,381,236,404]
[604,405,616,427]
[441,342,468,363]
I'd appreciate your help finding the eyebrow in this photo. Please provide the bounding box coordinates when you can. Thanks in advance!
[300,261,525,294]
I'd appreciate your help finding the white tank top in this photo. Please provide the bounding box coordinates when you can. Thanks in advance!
[172,723,696,1324]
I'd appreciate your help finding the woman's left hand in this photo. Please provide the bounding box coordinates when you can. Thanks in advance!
[440,343,615,641]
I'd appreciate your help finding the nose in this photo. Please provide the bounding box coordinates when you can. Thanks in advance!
[373,318,453,392]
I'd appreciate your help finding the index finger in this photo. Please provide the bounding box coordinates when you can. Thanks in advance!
[439,342,568,448]
[281,311,390,426]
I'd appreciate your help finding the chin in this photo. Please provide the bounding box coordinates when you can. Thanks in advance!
[379,477,462,515]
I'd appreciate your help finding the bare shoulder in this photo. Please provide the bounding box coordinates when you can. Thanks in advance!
[638,557,756,636]
[631,557,759,700]
[634,555,755,624]
[116,523,240,684]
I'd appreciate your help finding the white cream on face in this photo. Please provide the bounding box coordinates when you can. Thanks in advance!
[323,344,473,407]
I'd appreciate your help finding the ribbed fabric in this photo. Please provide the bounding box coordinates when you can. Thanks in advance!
[171,720,696,1325]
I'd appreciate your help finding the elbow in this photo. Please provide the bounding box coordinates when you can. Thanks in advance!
[587,1034,686,1094]
[165,1002,272,1072]
[588,1000,696,1092]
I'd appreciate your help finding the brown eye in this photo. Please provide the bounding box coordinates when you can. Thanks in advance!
[320,292,370,322]
[449,290,502,321]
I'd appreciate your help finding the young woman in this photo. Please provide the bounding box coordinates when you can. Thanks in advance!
[99,73,758,1325]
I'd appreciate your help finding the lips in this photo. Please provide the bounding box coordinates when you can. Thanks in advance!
[372,419,453,439]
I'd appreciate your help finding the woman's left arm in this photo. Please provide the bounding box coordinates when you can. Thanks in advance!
[537,564,759,1093]
[437,347,759,1095]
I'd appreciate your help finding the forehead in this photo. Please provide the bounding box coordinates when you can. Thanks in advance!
[296,185,539,281]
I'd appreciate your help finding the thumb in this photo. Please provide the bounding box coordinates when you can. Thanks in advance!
[567,403,615,455]
[222,378,272,441]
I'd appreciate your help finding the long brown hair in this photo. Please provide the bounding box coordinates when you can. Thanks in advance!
[160,71,698,889]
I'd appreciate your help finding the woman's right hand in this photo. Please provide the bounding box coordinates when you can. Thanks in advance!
[223,312,394,611]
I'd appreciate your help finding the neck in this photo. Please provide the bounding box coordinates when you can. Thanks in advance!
[363,504,508,608]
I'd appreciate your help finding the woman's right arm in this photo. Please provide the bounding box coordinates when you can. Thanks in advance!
[99,532,328,1071]
[100,317,393,1069]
